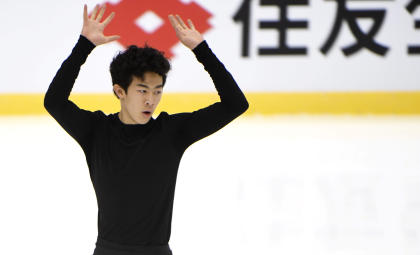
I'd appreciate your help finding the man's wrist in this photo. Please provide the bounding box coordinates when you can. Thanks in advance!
[76,34,96,56]
[192,40,207,53]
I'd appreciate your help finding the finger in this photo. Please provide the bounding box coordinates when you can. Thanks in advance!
[83,4,88,23]
[187,19,196,30]
[105,35,121,43]
[168,15,180,30]
[175,15,188,29]
[96,4,106,22]
[90,4,99,20]
[102,12,115,27]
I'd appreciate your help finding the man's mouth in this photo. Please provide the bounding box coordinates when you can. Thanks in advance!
[142,111,152,117]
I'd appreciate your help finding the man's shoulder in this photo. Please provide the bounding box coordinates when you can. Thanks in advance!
[154,111,196,133]
[85,110,114,125]
[156,111,191,122]
[91,110,108,119]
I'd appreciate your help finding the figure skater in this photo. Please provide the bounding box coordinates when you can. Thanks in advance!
[44,4,249,255]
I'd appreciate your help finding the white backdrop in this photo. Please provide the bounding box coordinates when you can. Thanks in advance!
[0,0,419,93]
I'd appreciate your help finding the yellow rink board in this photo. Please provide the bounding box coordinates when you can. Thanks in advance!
[1,92,420,115]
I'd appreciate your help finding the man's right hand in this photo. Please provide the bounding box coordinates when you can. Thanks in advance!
[81,4,120,46]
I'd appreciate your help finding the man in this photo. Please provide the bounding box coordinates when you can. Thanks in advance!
[44,4,249,255]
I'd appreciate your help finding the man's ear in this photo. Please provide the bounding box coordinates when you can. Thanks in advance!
[113,84,126,99]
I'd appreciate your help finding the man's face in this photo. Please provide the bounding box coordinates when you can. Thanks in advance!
[114,72,164,124]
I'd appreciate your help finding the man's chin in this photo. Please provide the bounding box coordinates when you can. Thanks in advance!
[136,111,154,124]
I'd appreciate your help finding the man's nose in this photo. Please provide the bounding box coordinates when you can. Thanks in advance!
[145,95,153,106]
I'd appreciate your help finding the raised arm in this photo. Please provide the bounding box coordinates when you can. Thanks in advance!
[168,15,249,148]
[44,5,119,148]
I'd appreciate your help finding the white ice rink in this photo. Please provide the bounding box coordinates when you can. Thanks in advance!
[0,115,420,255]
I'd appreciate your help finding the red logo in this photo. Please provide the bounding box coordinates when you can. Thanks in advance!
[97,0,213,58]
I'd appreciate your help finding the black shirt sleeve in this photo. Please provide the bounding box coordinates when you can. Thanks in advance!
[44,35,99,151]
[170,40,249,149]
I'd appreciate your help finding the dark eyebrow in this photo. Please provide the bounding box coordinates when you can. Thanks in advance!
[136,84,164,89]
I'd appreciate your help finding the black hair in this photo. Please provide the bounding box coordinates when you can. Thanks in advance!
[110,44,171,98]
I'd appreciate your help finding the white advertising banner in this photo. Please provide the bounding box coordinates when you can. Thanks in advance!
[1,0,419,94]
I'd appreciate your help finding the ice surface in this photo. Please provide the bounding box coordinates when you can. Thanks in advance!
[0,115,419,255]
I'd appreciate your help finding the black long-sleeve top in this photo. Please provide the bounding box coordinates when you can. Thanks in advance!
[44,35,249,246]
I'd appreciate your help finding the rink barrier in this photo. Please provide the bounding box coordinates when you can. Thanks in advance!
[1,92,420,115]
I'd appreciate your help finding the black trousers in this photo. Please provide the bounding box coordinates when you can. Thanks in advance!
[93,237,173,255]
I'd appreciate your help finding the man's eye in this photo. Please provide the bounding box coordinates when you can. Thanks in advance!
[138,90,147,93]
[155,91,162,95]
